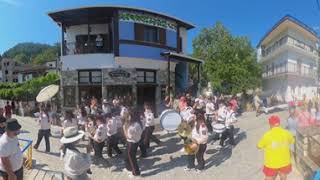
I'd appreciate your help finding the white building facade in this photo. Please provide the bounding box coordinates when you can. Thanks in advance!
[257,15,319,102]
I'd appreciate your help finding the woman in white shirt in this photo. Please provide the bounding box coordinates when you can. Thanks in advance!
[123,110,143,178]
[205,97,215,134]
[34,106,51,152]
[106,114,122,158]
[60,127,91,180]
[220,104,237,147]
[185,112,208,172]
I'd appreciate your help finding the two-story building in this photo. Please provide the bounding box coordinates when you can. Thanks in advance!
[48,5,202,112]
[257,15,319,102]
[1,58,22,83]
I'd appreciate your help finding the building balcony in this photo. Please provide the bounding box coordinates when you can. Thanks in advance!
[262,70,317,80]
[259,36,318,63]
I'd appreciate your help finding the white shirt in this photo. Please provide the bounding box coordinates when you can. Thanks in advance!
[62,119,78,129]
[94,124,107,142]
[0,133,23,171]
[191,123,208,144]
[115,116,123,129]
[144,110,155,127]
[120,106,128,118]
[180,107,194,123]
[77,114,86,125]
[217,106,227,122]
[38,113,51,130]
[64,149,91,177]
[107,118,117,136]
[206,102,215,115]
[126,122,142,143]
[102,105,111,115]
[225,110,237,128]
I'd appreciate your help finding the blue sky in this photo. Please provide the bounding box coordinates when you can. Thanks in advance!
[0,0,320,54]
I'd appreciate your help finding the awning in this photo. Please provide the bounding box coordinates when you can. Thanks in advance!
[161,52,204,64]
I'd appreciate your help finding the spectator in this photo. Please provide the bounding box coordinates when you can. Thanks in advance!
[257,115,295,180]
[0,118,23,180]
[4,102,12,119]
[0,108,6,136]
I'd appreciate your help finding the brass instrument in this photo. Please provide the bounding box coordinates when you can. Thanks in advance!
[177,121,199,155]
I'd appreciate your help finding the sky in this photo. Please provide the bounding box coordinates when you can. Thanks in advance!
[1,0,320,55]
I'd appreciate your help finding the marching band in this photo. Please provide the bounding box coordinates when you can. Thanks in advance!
[55,93,239,178]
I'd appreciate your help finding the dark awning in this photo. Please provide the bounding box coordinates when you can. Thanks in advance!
[161,52,204,64]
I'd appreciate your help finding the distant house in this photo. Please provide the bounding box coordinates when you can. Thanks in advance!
[1,58,22,83]
[17,60,58,83]
[257,15,319,102]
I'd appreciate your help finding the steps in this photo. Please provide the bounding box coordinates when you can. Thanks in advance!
[24,167,64,180]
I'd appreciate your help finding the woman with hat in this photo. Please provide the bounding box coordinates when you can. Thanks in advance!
[0,118,23,180]
[60,127,91,180]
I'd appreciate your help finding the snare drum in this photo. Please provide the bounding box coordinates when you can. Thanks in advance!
[212,123,226,134]
[160,109,182,132]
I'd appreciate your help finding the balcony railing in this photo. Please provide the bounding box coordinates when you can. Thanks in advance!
[261,35,318,58]
[262,62,317,79]
[64,41,112,55]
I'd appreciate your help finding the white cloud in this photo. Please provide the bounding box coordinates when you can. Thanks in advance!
[313,26,320,32]
[0,0,21,6]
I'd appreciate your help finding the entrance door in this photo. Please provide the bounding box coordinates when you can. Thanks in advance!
[79,86,102,105]
[137,86,156,113]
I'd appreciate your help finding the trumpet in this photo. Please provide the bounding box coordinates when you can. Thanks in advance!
[177,121,199,155]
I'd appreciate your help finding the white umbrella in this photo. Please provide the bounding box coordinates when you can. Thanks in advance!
[36,84,59,103]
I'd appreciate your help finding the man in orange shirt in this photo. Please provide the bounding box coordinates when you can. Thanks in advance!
[257,115,295,180]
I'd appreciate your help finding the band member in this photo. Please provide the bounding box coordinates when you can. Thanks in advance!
[92,116,107,162]
[34,105,51,152]
[205,97,215,134]
[106,113,122,158]
[85,115,96,154]
[220,104,237,147]
[123,110,143,177]
[185,112,208,172]
[143,103,161,149]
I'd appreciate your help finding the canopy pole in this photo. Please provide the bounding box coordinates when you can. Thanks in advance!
[167,56,171,97]
[197,63,201,96]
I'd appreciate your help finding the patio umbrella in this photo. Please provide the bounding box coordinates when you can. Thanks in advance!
[36,84,59,103]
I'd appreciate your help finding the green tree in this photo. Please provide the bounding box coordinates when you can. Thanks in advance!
[192,22,261,94]
[14,53,29,64]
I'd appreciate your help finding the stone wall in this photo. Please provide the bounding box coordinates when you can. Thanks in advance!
[102,68,137,85]
[61,71,78,86]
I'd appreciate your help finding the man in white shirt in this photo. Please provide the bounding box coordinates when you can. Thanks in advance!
[0,118,23,180]
[205,97,215,134]
[92,116,108,163]
[106,114,122,158]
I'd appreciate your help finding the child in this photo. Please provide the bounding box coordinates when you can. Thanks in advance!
[85,115,96,154]
[106,114,122,158]
[220,104,237,147]
[185,112,208,172]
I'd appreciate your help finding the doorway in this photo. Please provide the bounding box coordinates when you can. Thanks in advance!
[79,85,102,105]
[137,85,156,113]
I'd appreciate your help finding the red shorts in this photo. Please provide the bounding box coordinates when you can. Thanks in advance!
[263,164,292,177]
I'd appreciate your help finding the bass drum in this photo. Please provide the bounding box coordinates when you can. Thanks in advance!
[160,109,182,132]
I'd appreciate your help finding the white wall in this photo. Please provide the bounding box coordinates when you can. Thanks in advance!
[288,29,317,48]
[115,57,176,71]
[179,27,187,53]
[61,54,115,71]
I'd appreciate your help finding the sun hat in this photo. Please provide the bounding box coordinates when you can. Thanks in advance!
[268,115,280,126]
[6,118,21,131]
[60,127,84,144]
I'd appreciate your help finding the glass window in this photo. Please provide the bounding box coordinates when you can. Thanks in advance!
[79,70,102,84]
[143,26,158,43]
[64,86,76,107]
[91,71,102,83]
[137,70,156,83]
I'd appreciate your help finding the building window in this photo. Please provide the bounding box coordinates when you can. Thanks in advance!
[64,86,76,107]
[137,69,156,83]
[78,70,102,84]
[5,70,8,75]
[134,23,166,45]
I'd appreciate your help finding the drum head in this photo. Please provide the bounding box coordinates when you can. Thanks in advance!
[160,109,182,131]
[212,123,226,133]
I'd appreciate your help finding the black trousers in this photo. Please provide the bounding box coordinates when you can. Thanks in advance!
[125,142,140,176]
[93,141,105,158]
[206,114,214,133]
[187,144,207,170]
[117,128,126,145]
[34,129,50,152]
[144,126,161,148]
[0,167,23,180]
[139,130,147,157]
[220,125,235,146]
[107,134,122,157]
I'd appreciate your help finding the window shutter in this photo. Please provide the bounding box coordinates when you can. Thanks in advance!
[159,28,166,45]
[134,23,144,41]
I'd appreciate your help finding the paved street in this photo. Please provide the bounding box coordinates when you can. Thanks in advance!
[17,111,302,180]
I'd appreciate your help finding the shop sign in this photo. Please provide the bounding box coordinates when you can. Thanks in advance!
[109,69,130,78]
[119,10,177,31]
